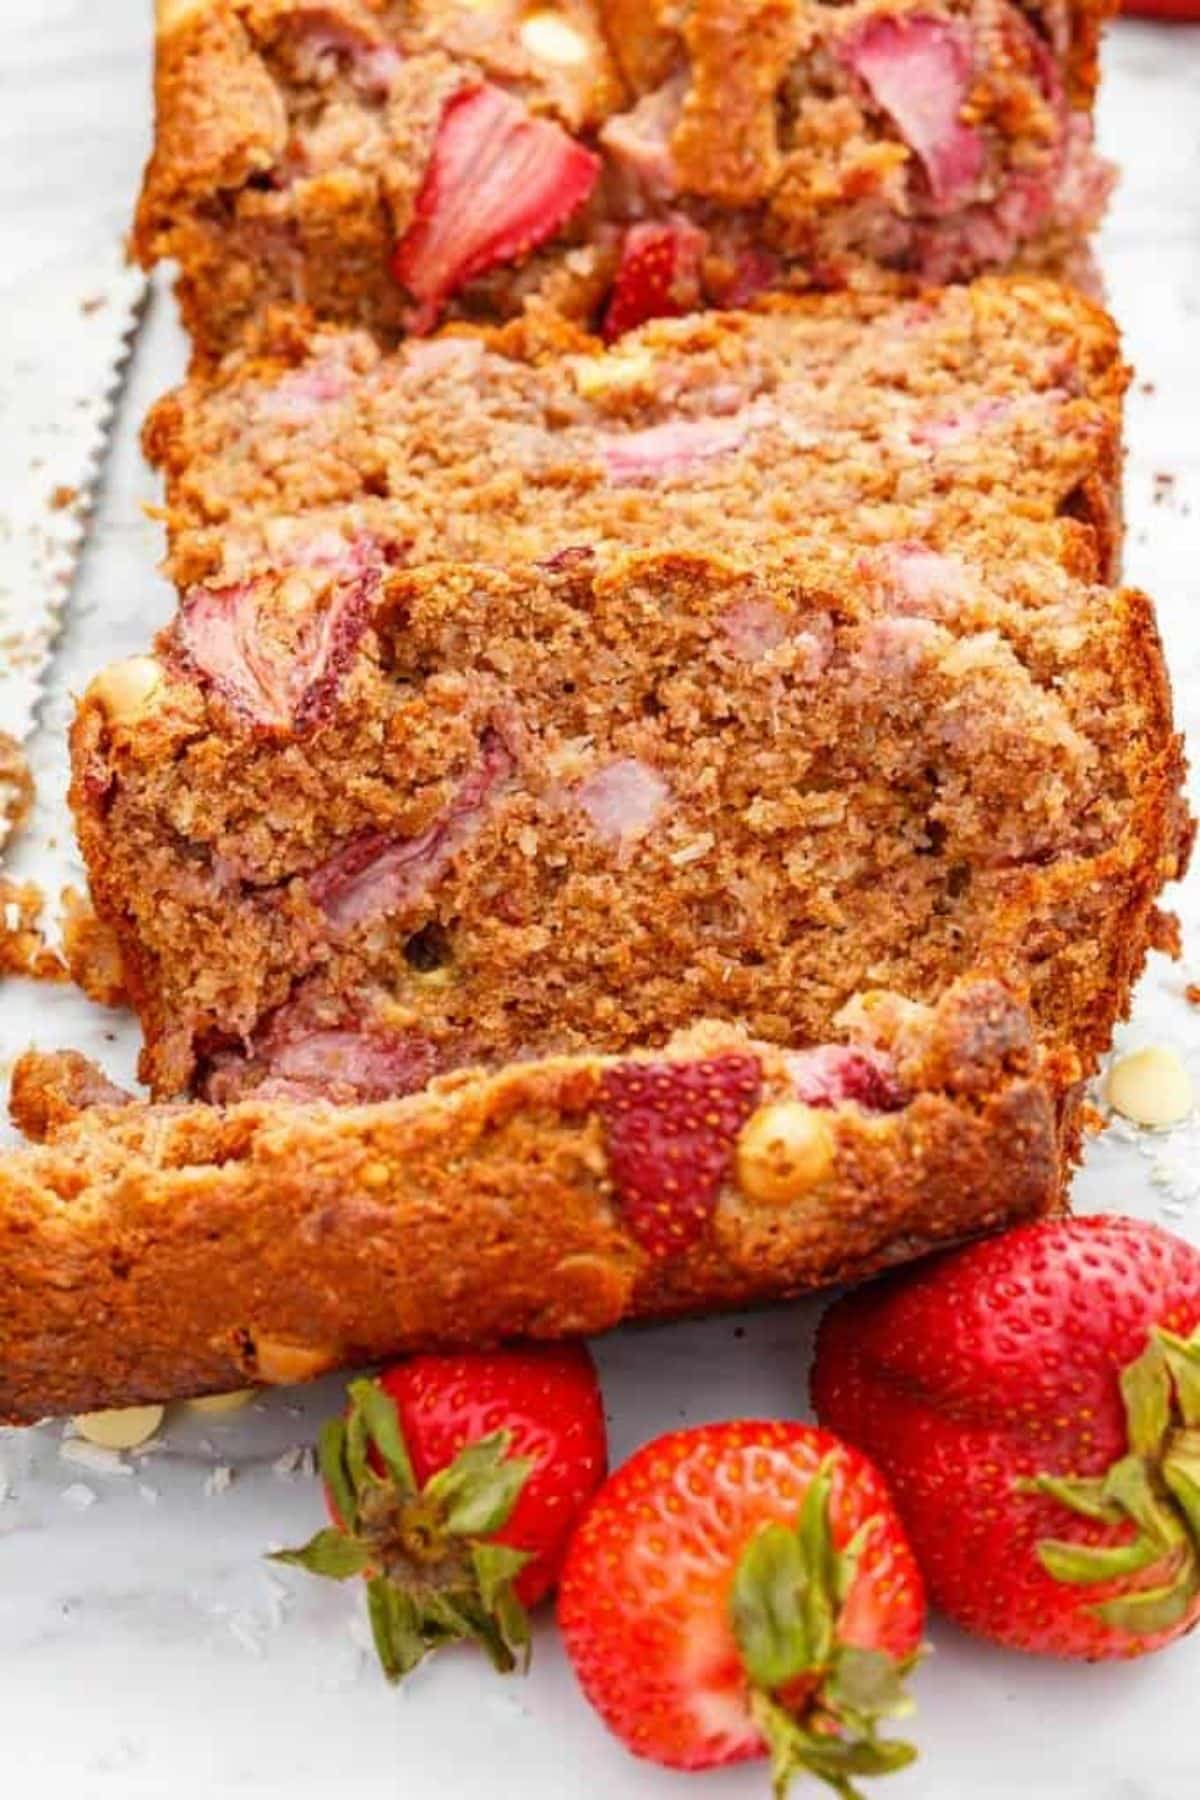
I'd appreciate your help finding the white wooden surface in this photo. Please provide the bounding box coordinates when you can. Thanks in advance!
[1,5,1199,1795]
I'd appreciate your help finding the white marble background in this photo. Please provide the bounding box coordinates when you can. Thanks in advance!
[1,4,1199,1795]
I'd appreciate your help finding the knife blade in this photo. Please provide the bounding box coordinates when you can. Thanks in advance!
[0,244,146,853]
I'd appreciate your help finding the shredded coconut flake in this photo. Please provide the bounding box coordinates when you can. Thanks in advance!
[669,833,715,867]
[61,1482,98,1510]
[227,1612,266,1658]
[60,1438,133,1478]
[204,1465,235,1497]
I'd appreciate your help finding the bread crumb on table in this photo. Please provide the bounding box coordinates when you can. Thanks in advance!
[0,732,34,843]
[0,878,67,983]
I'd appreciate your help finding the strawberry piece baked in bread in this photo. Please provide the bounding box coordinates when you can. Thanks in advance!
[0,980,1064,1423]
[72,281,1188,1104]
[135,0,1115,359]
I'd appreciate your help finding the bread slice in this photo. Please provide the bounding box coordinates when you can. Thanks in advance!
[0,979,1064,1423]
[145,278,1127,589]
[134,0,1114,359]
[73,529,1185,1103]
[145,279,1129,597]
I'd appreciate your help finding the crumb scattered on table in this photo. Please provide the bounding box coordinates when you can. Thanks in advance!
[61,886,128,1005]
[1149,907,1183,960]
[0,732,34,842]
[0,879,67,983]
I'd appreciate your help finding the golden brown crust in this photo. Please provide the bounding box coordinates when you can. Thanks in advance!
[59,888,129,1008]
[135,1,287,257]
[0,980,1062,1424]
[9,1050,133,1144]
[669,0,802,208]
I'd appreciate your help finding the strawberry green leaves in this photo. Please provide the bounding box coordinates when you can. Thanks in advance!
[730,1458,919,1799]
[273,1377,533,1681]
[1026,1325,1200,1638]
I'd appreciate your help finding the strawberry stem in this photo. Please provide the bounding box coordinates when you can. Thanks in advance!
[729,1456,920,1798]
[1025,1325,1200,1636]
[271,1379,535,1682]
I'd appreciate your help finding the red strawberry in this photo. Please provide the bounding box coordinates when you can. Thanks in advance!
[602,217,708,342]
[598,1052,762,1255]
[393,83,600,332]
[558,1421,924,1793]
[812,1215,1200,1660]
[274,1344,607,1680]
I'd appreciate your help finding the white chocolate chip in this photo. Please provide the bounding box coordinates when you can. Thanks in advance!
[204,1464,236,1497]
[87,655,164,723]
[1107,1047,1194,1129]
[520,9,590,66]
[185,1389,256,1417]
[571,348,655,399]
[254,1338,339,1385]
[737,1101,835,1203]
[72,1404,165,1450]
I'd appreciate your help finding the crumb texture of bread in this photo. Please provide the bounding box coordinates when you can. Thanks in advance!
[74,283,1187,1102]
[0,979,1063,1424]
[144,280,1129,588]
[133,0,1116,357]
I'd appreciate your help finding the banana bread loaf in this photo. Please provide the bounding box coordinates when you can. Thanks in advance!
[135,0,1115,359]
[0,979,1064,1423]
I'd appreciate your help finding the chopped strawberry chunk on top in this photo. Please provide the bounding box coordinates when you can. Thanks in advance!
[785,1044,908,1113]
[392,82,600,333]
[602,218,708,342]
[840,15,985,211]
[599,1053,763,1256]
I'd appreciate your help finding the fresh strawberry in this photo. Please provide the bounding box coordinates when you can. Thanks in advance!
[598,1052,762,1255]
[558,1421,924,1795]
[393,82,600,332]
[602,218,708,342]
[812,1215,1200,1660]
[274,1344,607,1681]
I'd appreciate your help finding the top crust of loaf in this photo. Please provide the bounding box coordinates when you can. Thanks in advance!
[136,0,1117,359]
